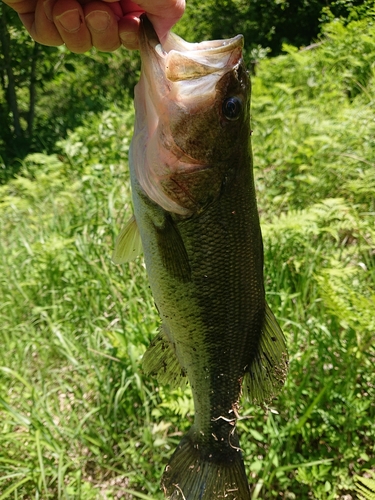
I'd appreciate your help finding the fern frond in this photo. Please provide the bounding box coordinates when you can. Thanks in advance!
[354,473,375,500]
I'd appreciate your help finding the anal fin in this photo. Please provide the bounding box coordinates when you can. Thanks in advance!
[244,302,289,405]
[143,324,187,390]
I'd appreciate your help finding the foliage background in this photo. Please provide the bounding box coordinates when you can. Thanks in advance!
[0,1,375,499]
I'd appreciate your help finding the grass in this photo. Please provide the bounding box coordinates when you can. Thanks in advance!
[0,112,166,498]
[1,15,375,500]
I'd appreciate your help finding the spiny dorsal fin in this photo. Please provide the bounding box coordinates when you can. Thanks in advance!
[112,215,143,264]
[143,323,187,390]
[243,302,288,405]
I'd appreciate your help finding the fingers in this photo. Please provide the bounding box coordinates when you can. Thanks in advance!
[4,0,185,52]
[115,0,185,49]
[112,0,143,49]
[83,1,121,51]
[15,0,93,52]
[118,12,143,49]
[19,0,63,46]
[52,0,92,52]
[132,0,185,42]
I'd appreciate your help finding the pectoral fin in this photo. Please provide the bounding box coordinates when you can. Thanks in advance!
[244,303,288,405]
[143,323,187,389]
[112,215,143,264]
[155,214,191,282]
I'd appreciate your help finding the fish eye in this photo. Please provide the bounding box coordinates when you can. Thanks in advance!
[222,97,242,121]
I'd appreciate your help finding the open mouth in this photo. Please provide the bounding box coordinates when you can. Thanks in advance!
[138,14,244,83]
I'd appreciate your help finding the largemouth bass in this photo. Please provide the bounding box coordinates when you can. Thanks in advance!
[113,15,288,500]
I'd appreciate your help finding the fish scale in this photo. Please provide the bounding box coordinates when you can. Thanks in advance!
[173,183,263,434]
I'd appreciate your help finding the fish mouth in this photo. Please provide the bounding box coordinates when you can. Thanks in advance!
[138,14,244,86]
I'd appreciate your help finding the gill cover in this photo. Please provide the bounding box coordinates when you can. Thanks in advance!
[132,15,247,216]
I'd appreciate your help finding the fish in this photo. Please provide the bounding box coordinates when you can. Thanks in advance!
[113,14,288,500]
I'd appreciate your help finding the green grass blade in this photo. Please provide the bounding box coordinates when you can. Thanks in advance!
[0,477,32,500]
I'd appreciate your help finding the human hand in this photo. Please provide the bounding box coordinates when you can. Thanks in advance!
[2,0,185,52]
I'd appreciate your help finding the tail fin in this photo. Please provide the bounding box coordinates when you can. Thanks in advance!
[161,429,251,500]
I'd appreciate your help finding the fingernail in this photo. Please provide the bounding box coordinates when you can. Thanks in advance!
[85,11,110,33]
[43,0,53,21]
[56,9,82,33]
[120,32,138,48]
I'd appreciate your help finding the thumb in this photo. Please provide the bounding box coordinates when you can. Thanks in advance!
[133,0,185,41]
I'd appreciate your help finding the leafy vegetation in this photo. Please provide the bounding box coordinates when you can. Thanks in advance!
[1,0,373,174]
[0,7,374,500]
[355,472,375,500]
[0,6,139,177]
[177,0,373,54]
